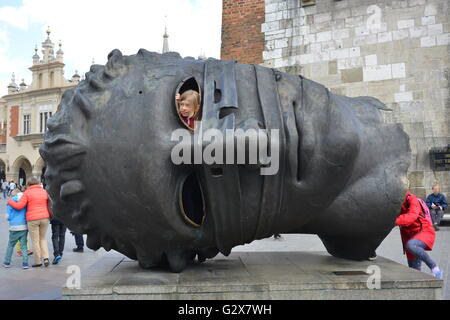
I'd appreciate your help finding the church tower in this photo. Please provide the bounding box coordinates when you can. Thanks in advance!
[29,27,68,90]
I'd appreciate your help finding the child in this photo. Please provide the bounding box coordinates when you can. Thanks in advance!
[175,90,201,130]
[396,191,443,278]
[16,237,32,257]
[3,189,29,269]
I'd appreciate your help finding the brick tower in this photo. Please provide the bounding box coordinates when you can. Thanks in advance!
[221,0,265,64]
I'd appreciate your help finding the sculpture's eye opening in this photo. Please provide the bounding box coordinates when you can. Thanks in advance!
[175,77,202,131]
[180,172,206,227]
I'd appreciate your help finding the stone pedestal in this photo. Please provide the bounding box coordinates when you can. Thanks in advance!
[63,251,443,300]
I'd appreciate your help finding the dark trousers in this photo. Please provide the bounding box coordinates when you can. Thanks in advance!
[51,224,67,257]
[74,233,84,248]
[430,209,444,225]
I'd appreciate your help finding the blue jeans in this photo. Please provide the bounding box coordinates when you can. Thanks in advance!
[2,189,6,198]
[406,239,436,271]
[4,230,29,264]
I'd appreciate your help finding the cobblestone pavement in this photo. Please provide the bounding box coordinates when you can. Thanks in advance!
[0,196,448,299]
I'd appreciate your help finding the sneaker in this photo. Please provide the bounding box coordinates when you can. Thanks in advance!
[52,256,62,265]
[22,263,29,269]
[43,259,50,267]
[432,266,443,279]
[368,252,378,261]
[32,264,43,268]
[3,262,11,268]
[73,247,84,253]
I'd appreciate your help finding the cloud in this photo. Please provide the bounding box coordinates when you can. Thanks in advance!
[0,0,223,96]
[0,29,30,97]
[0,5,28,29]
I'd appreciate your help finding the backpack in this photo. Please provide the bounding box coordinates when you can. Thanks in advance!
[417,198,433,226]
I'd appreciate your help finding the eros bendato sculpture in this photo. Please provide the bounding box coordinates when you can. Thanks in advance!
[40,49,410,272]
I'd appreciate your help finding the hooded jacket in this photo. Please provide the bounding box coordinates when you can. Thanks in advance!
[6,194,27,231]
[8,185,50,222]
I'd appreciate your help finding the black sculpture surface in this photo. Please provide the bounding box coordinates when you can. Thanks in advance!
[40,50,411,272]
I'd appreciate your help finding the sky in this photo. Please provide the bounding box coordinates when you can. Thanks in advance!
[0,0,222,97]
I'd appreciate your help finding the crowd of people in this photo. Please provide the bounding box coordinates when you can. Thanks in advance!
[1,180,24,198]
[2,178,85,269]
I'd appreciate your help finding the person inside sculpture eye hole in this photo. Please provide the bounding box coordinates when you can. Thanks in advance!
[175,90,201,130]
[426,184,448,231]
[395,191,443,279]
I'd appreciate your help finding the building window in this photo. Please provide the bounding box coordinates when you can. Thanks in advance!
[23,114,31,135]
[40,111,52,133]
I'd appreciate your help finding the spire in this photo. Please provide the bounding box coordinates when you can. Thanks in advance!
[42,26,55,63]
[162,17,169,54]
[198,48,206,60]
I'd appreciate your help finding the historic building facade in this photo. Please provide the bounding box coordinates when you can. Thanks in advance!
[0,29,80,186]
[221,0,450,198]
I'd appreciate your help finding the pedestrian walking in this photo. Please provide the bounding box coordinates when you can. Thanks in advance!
[7,177,51,268]
[3,189,29,269]
[50,217,66,265]
[8,181,16,197]
[1,180,8,199]
[72,233,84,252]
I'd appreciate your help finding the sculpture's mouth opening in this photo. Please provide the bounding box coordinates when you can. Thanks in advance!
[179,172,206,227]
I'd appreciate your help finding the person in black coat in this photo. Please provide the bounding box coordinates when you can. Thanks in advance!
[50,218,66,264]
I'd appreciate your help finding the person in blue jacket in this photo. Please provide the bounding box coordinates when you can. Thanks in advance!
[3,189,29,269]
[426,184,448,231]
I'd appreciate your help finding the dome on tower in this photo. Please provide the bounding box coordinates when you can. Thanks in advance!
[19,79,27,91]
[7,73,18,94]
[71,70,81,83]
[33,45,40,64]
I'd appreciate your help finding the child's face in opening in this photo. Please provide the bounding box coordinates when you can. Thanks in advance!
[179,97,198,119]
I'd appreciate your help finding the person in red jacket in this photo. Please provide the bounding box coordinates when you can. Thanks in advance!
[395,191,443,278]
[8,177,51,268]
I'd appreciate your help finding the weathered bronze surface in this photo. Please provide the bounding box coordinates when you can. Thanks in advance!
[40,50,410,272]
